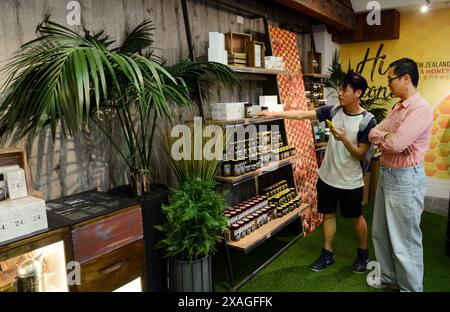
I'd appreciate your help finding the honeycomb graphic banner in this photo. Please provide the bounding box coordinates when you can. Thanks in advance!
[268,26,322,234]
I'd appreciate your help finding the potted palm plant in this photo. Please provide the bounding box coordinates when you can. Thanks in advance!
[0,17,239,196]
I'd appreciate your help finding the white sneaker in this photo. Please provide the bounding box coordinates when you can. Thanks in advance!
[367,280,400,290]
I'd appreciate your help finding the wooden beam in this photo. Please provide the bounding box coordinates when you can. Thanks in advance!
[276,0,356,32]
[332,9,400,43]
[336,0,353,10]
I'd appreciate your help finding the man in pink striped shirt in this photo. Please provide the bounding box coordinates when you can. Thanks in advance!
[368,58,433,292]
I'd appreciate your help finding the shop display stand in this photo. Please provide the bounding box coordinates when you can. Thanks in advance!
[180,2,305,291]
[214,117,307,291]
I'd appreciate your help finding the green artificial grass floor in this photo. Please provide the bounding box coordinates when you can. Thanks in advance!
[213,203,450,292]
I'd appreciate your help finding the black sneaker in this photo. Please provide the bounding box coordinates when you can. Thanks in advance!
[353,248,369,273]
[310,249,335,272]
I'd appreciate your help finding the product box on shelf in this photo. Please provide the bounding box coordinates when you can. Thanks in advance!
[0,196,48,243]
[211,102,245,120]
[208,32,228,65]
[265,104,285,113]
[264,56,284,70]
[259,95,278,106]
[0,148,42,200]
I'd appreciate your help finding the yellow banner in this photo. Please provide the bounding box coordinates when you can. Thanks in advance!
[340,9,450,179]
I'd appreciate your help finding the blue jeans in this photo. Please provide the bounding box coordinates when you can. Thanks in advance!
[372,163,426,292]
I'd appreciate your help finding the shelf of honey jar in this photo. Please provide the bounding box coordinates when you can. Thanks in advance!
[217,147,298,184]
[224,180,302,245]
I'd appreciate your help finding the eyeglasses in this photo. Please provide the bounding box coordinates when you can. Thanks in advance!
[387,74,405,84]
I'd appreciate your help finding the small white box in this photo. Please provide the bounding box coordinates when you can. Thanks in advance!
[209,32,225,50]
[211,102,244,120]
[208,48,223,63]
[208,47,228,65]
[259,96,278,106]
[0,196,48,243]
[221,50,228,65]
[266,104,285,112]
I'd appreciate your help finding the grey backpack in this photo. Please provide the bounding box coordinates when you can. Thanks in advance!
[330,105,376,175]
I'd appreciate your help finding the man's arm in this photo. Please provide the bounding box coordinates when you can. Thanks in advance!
[254,110,317,120]
[331,128,371,160]
[369,119,390,145]
[377,106,433,153]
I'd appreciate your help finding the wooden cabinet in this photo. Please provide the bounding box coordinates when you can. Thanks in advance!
[45,191,146,292]
[71,206,143,263]
[77,239,145,292]
[1,191,147,292]
[69,205,146,292]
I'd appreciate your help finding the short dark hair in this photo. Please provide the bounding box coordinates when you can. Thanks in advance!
[341,71,368,97]
[389,58,419,87]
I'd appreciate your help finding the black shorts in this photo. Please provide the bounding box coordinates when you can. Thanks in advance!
[317,178,364,219]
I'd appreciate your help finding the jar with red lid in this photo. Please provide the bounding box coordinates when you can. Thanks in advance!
[237,220,245,238]
[229,211,238,225]
[252,212,260,228]
[225,213,232,226]
[247,215,256,232]
[242,218,251,235]
[233,208,242,220]
[260,208,268,225]
[269,205,277,221]
[231,224,240,241]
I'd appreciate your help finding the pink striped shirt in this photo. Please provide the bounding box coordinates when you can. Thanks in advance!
[369,92,433,168]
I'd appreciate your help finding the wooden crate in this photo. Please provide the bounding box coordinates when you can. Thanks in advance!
[248,40,266,68]
[225,32,251,66]
[0,147,42,199]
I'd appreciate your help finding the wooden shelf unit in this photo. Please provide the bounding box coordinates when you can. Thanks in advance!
[227,203,309,253]
[216,155,299,185]
[229,65,288,75]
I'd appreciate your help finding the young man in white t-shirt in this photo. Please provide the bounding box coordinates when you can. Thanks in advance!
[255,71,377,273]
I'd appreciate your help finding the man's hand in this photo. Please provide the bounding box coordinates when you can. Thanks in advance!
[254,111,273,118]
[378,122,390,133]
[331,127,346,142]
[402,145,414,156]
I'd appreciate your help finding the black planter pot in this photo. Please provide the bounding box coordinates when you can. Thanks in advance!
[169,255,212,292]
[110,183,169,292]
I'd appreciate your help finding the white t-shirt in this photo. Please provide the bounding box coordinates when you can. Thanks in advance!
[316,105,376,190]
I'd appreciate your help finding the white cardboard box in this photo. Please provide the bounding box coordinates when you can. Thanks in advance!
[259,96,278,106]
[0,196,48,243]
[209,32,225,50]
[266,104,285,112]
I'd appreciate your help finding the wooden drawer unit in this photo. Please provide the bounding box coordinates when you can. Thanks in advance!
[72,206,143,264]
[77,238,145,292]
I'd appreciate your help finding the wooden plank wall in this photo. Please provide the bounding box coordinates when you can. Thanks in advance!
[0,0,311,199]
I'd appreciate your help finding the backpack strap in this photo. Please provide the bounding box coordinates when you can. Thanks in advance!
[359,111,375,132]
[330,104,343,118]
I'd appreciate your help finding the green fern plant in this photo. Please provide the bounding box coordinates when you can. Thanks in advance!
[155,176,228,261]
